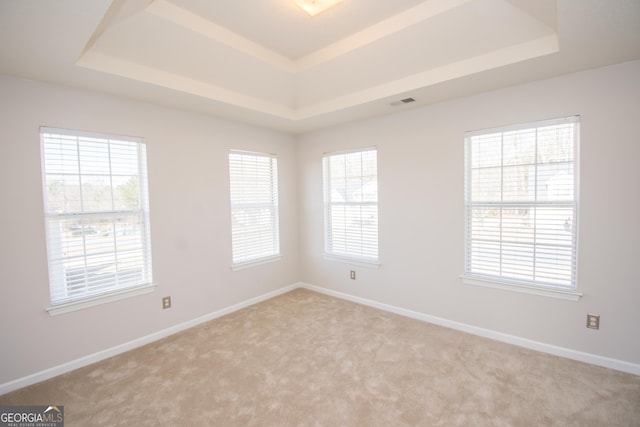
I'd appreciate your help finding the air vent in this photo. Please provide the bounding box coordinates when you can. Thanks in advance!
[390,97,416,106]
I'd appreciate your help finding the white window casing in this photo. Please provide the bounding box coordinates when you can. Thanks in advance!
[40,127,154,314]
[323,147,379,266]
[463,117,581,300]
[228,150,280,269]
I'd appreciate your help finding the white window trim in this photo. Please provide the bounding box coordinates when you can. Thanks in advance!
[461,275,582,301]
[231,254,282,271]
[323,253,381,268]
[464,116,580,295]
[46,282,156,316]
[323,147,379,264]
[40,127,154,312]
[228,149,280,269]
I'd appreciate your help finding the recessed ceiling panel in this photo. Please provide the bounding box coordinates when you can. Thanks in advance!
[84,10,295,108]
[170,0,428,59]
[3,0,638,132]
[78,0,558,120]
[296,0,557,107]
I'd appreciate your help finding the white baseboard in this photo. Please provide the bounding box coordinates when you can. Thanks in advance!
[299,282,640,377]
[0,283,298,396]
[3,281,637,396]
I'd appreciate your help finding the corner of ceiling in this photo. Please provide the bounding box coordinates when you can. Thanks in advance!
[78,0,153,60]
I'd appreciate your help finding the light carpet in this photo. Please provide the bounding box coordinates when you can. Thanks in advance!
[1,288,639,426]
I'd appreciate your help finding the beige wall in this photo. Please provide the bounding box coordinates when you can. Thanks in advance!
[297,60,640,365]
[0,76,299,385]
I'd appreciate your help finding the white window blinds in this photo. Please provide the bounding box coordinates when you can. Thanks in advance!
[464,116,579,290]
[40,127,153,306]
[229,150,280,267]
[323,148,379,263]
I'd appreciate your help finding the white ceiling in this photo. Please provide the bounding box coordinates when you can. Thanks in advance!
[1,0,639,133]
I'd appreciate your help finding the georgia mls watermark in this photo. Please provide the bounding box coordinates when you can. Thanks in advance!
[0,406,64,427]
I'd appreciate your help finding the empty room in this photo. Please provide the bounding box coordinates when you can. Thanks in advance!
[1,0,639,425]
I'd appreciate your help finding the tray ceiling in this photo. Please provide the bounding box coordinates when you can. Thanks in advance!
[1,0,639,133]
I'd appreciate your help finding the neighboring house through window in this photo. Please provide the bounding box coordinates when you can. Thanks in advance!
[463,116,580,299]
[323,148,379,265]
[40,127,153,314]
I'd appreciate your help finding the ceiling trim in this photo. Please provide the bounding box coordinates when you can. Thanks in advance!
[80,0,153,60]
[146,0,296,73]
[76,50,293,119]
[66,0,594,129]
[296,0,473,71]
[296,34,559,119]
[77,31,559,122]
[82,0,479,75]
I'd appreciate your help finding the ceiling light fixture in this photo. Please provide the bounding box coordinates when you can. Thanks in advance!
[294,0,343,16]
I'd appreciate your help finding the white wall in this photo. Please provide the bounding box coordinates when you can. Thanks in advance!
[1,60,639,389]
[297,60,640,366]
[0,76,298,385]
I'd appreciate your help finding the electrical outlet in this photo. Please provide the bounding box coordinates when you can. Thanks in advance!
[586,314,599,330]
[350,270,356,280]
[162,296,172,310]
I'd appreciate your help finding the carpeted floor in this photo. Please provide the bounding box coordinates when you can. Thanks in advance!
[2,288,639,426]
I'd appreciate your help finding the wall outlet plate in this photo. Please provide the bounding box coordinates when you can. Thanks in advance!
[350,270,356,280]
[586,314,599,329]
[162,296,171,309]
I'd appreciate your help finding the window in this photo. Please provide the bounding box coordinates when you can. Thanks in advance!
[464,116,579,297]
[228,150,280,268]
[323,148,379,264]
[40,127,153,312]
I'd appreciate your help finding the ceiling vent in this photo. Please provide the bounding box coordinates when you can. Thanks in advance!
[390,97,416,106]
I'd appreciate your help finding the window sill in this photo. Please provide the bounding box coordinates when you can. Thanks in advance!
[323,253,380,269]
[231,255,282,271]
[46,283,157,316]
[461,275,582,301]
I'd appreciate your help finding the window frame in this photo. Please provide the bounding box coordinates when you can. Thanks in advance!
[228,149,281,270]
[323,147,380,266]
[40,127,154,315]
[462,116,581,300]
